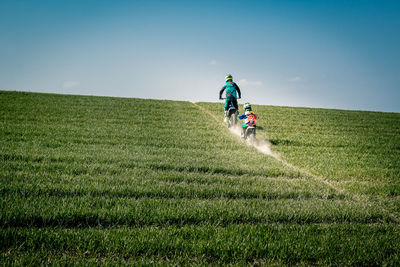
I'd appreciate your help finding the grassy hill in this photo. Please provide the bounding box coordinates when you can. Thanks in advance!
[1,91,399,265]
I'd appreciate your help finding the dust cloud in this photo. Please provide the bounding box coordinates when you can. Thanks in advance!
[229,125,279,159]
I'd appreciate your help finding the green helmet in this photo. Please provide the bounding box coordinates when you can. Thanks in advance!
[225,74,233,82]
[244,102,252,111]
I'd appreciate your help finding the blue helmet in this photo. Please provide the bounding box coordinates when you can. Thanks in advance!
[244,102,252,111]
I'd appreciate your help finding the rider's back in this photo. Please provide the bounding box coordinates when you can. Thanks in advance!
[239,110,258,127]
[223,82,238,99]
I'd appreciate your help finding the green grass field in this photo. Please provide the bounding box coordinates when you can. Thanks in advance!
[1,91,399,265]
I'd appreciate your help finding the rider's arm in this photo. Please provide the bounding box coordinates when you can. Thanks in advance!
[219,86,226,99]
[238,112,246,119]
[234,83,241,98]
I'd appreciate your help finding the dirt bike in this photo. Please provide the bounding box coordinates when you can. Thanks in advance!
[220,97,240,128]
[243,126,256,143]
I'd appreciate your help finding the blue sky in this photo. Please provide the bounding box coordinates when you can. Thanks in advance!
[1,0,399,112]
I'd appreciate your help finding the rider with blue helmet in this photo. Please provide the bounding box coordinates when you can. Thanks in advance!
[238,102,258,138]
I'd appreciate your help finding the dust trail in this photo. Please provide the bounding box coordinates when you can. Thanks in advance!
[229,125,279,159]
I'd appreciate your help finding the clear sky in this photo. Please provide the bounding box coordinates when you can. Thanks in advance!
[1,0,399,112]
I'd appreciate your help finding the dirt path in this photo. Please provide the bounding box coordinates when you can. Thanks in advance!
[191,102,400,224]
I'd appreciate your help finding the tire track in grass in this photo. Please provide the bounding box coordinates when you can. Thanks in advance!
[191,102,400,224]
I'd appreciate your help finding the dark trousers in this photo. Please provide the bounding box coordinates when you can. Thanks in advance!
[224,97,238,111]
